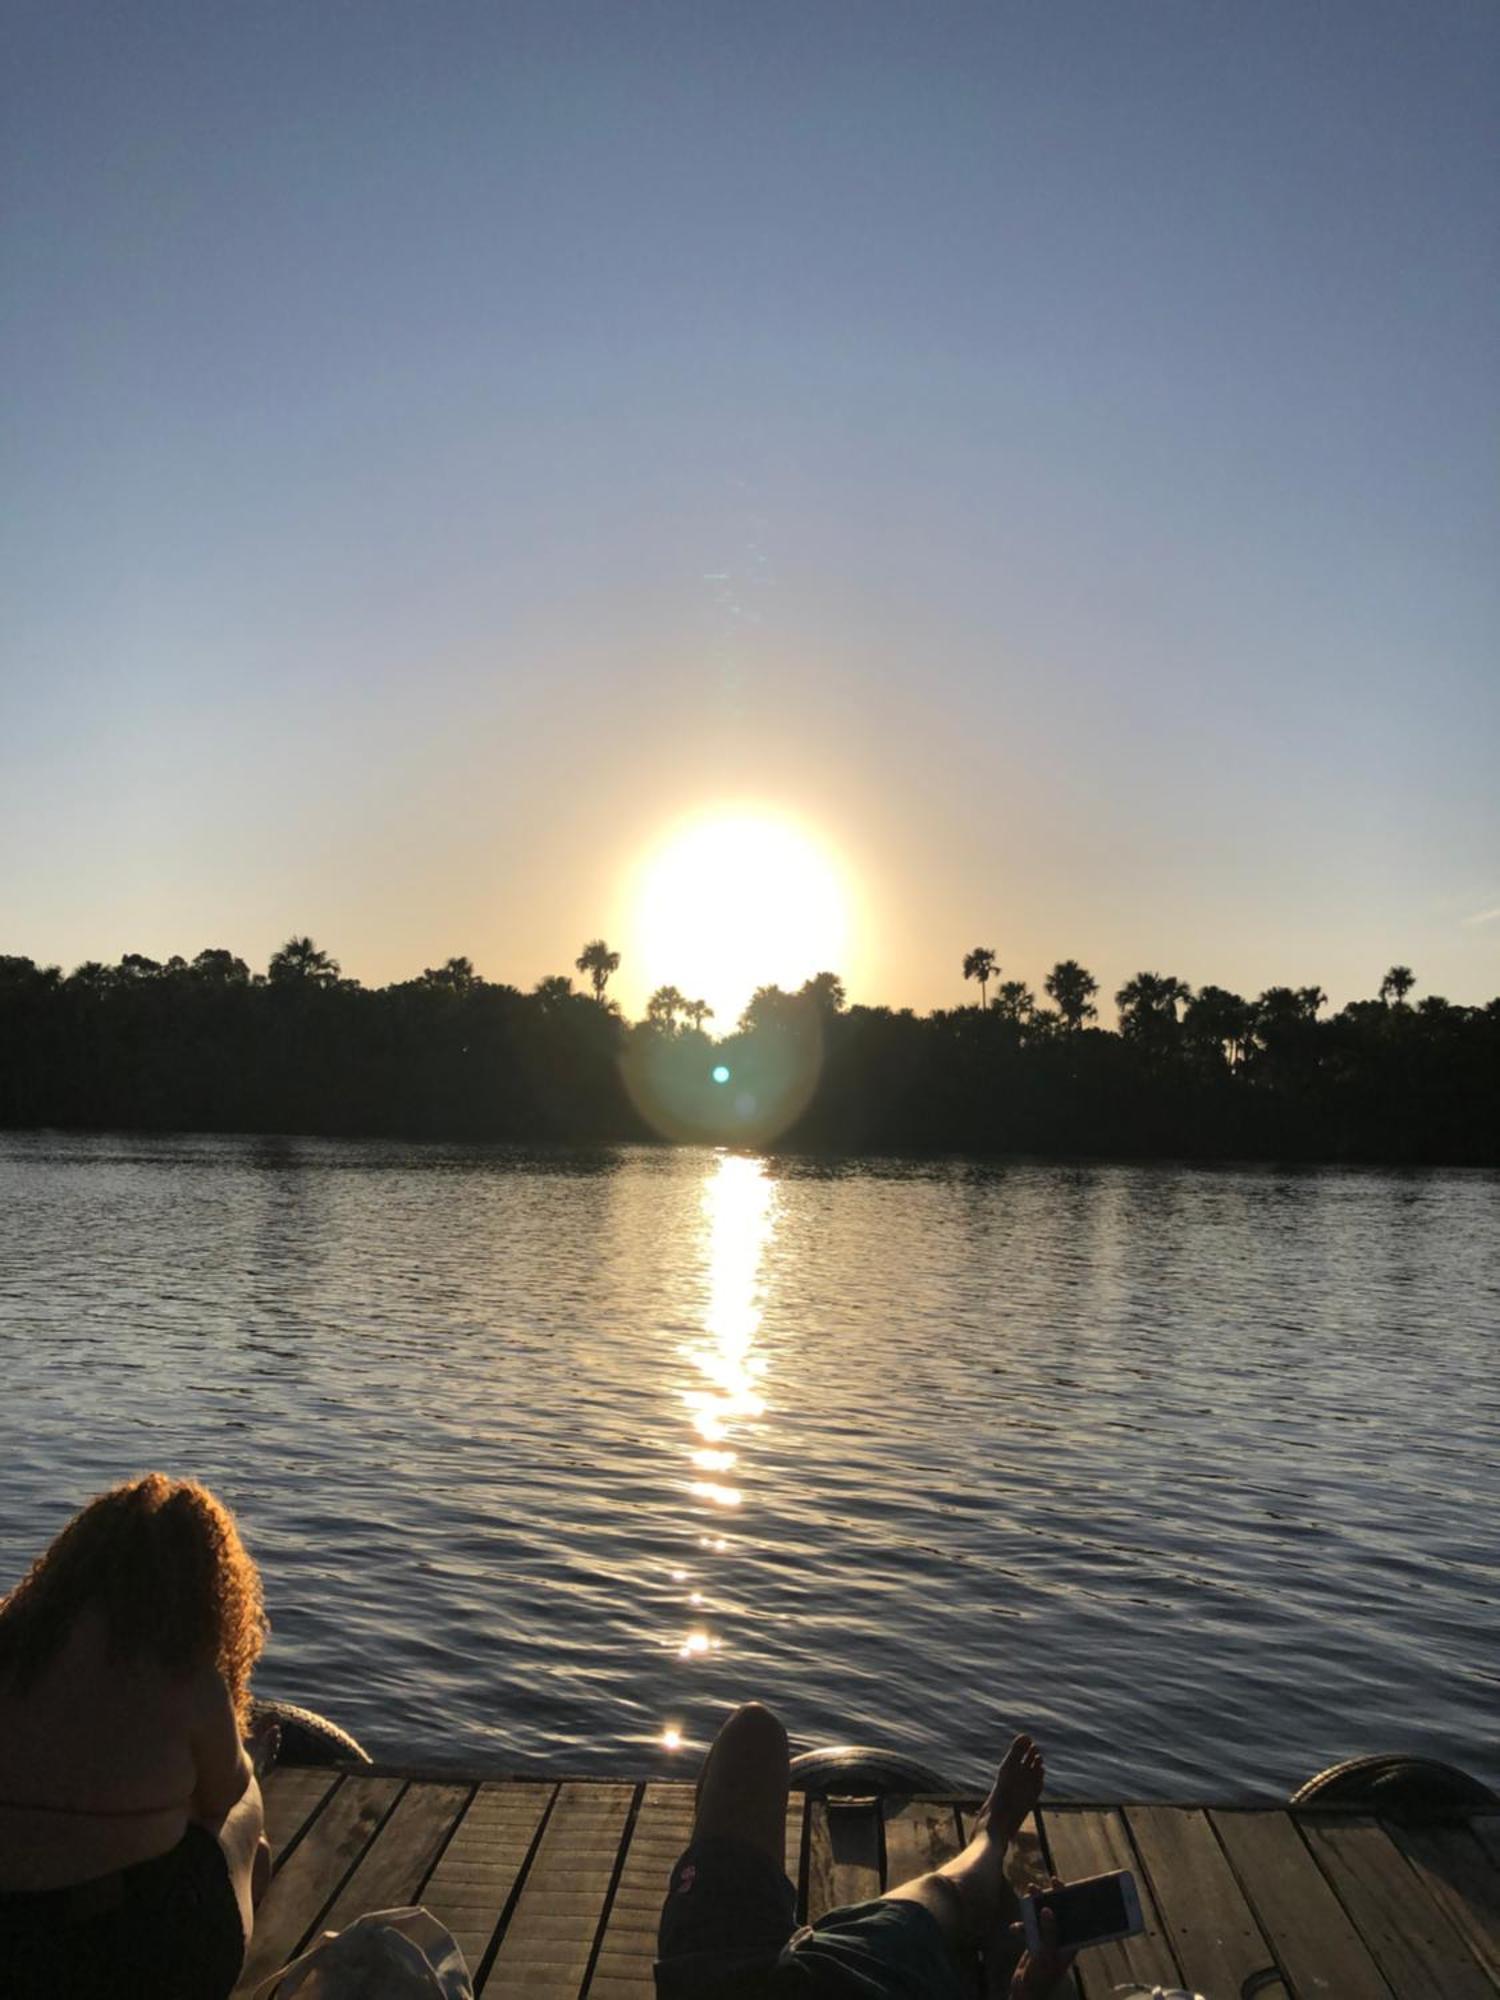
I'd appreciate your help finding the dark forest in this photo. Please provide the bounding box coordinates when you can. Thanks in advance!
[1,942,1495,1165]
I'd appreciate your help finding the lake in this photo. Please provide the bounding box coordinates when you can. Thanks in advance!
[1,1132,1495,1800]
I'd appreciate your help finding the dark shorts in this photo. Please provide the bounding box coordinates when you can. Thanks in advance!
[655,1836,964,2000]
[0,1823,245,2000]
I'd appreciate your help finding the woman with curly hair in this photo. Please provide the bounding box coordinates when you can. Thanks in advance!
[0,1473,272,1999]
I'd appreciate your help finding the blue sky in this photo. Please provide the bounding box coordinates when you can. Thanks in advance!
[4,1,1496,1015]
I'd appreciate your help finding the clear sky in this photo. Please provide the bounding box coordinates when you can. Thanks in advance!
[4,1,1497,1022]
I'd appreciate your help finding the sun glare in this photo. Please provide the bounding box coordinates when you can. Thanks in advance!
[631,810,851,1030]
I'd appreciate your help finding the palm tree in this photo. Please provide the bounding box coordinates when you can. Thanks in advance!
[576,939,621,1003]
[646,985,686,1032]
[739,985,793,1033]
[1115,971,1192,1044]
[1379,965,1416,1007]
[993,979,1034,1025]
[799,971,847,1014]
[962,946,998,1009]
[532,973,574,1007]
[1044,959,1099,1031]
[268,936,341,986]
[1254,985,1326,1028]
[421,957,477,992]
[1249,984,1326,1067]
[682,998,714,1033]
[1184,985,1250,1071]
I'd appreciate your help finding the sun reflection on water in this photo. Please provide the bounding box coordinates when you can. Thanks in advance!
[666,1153,775,1694]
[687,1152,773,1468]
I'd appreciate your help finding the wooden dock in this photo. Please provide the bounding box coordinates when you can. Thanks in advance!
[241,1767,1500,1998]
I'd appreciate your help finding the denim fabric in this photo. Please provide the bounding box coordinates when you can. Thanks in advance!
[655,1837,963,2000]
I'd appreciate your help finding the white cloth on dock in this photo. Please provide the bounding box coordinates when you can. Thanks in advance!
[249,1906,473,1998]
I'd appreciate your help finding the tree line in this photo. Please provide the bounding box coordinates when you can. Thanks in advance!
[0,938,1495,1163]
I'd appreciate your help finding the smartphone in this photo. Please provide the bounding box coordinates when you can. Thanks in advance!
[1020,1869,1144,1952]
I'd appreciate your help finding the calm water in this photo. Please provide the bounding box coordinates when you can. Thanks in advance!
[1,1132,1496,1800]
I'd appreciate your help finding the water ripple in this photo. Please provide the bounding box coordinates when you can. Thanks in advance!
[0,1134,1495,1798]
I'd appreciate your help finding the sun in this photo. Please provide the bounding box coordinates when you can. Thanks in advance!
[630,809,852,1030]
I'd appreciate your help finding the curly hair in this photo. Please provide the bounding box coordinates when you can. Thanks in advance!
[0,1475,268,1729]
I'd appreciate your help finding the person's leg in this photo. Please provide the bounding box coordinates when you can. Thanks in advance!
[656,1703,797,1985]
[691,1702,789,1866]
[879,1733,1041,1992]
[786,1735,1076,2000]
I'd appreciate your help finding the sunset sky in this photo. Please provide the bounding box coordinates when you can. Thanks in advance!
[4,2,1497,1023]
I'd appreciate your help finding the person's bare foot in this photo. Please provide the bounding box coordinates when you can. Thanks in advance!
[925,1735,1047,1939]
[882,1730,1050,1993]
[975,1734,1045,1848]
[951,1738,1045,1995]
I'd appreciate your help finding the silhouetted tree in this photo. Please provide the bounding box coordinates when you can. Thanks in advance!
[1380,965,1416,1007]
[962,946,998,1009]
[421,957,478,992]
[192,948,250,985]
[269,937,341,987]
[1183,985,1251,1072]
[1115,971,1192,1051]
[1045,960,1099,1031]
[799,971,847,1015]
[739,985,793,1033]
[0,940,1494,1164]
[576,939,621,1002]
[0,956,51,987]
[646,985,686,1032]
[993,980,1035,1027]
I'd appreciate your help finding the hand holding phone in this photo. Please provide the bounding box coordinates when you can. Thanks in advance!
[1020,1868,1143,1953]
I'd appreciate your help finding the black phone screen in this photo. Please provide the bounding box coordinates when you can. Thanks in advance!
[1037,1873,1129,1948]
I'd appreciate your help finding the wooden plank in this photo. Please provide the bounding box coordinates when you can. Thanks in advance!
[589,1782,697,2000]
[945,1804,1074,1999]
[236,1773,403,1994]
[961,1803,1046,1905]
[1042,1806,1180,1999]
[956,1803,1076,1996]
[807,1797,882,1921]
[1388,1820,1500,1987]
[421,1781,556,1989]
[319,1781,470,1935]
[806,1799,837,1923]
[1301,1814,1497,2000]
[1126,1805,1288,2000]
[827,1798,882,1911]
[261,1767,339,1865]
[882,1800,962,1891]
[479,1780,634,1998]
[786,1792,806,1920]
[1212,1809,1391,2000]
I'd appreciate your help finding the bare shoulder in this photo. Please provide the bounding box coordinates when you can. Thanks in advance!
[187,1663,252,1820]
